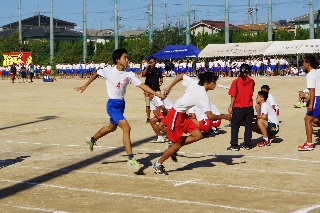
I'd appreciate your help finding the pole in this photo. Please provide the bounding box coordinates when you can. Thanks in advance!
[248,0,250,31]
[50,0,54,64]
[186,0,190,45]
[18,0,22,45]
[225,0,229,44]
[310,0,314,39]
[148,0,153,44]
[114,0,118,49]
[268,0,272,41]
[164,0,167,28]
[83,0,87,63]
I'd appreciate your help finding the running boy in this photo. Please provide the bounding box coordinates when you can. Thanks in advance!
[252,90,279,147]
[152,72,219,175]
[298,54,320,151]
[75,48,165,168]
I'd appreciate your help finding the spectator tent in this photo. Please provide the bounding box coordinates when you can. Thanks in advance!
[198,43,238,57]
[263,40,306,55]
[297,39,320,54]
[146,44,201,59]
[230,41,273,56]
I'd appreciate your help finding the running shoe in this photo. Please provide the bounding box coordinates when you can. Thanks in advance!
[152,162,168,175]
[257,139,271,147]
[85,137,96,151]
[146,118,151,123]
[151,138,165,143]
[240,143,251,150]
[227,145,240,151]
[127,158,140,168]
[298,142,314,151]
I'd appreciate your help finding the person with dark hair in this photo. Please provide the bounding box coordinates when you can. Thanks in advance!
[21,65,27,83]
[10,63,17,83]
[252,90,279,147]
[152,72,219,175]
[298,54,320,151]
[261,85,279,116]
[142,55,163,123]
[75,48,165,168]
[227,63,255,151]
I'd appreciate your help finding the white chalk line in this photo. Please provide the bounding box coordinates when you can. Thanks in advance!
[1,204,72,213]
[1,179,274,213]
[7,165,320,198]
[291,204,320,213]
[3,140,320,164]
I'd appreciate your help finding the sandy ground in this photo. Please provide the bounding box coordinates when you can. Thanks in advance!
[0,75,320,213]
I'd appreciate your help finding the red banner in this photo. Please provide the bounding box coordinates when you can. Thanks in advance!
[3,52,33,67]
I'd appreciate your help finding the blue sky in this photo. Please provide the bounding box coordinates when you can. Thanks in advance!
[0,0,315,32]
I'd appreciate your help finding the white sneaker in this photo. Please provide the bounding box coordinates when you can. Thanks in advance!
[151,138,165,143]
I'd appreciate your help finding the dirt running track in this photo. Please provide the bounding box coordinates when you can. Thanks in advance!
[0,75,320,213]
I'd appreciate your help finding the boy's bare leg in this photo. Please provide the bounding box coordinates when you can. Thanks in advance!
[93,123,117,141]
[158,130,203,164]
[150,118,162,136]
[257,119,268,138]
[117,119,133,155]
[305,115,314,142]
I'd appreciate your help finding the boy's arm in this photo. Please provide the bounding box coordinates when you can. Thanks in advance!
[206,111,231,121]
[307,88,315,111]
[141,64,149,77]
[257,113,267,120]
[74,72,99,93]
[139,83,166,99]
[163,73,184,95]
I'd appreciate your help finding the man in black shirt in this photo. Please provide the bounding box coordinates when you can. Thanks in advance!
[10,63,17,83]
[142,56,163,123]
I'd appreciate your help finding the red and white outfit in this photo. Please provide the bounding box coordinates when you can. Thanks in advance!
[150,96,174,125]
[166,75,212,143]
[189,102,221,132]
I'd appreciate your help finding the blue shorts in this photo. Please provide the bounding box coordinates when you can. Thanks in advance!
[306,96,320,118]
[107,99,125,125]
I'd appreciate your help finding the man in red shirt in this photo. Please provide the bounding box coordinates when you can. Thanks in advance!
[227,64,255,151]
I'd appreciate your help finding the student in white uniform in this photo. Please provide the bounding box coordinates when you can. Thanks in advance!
[261,85,280,116]
[75,48,165,168]
[252,90,279,147]
[152,72,220,175]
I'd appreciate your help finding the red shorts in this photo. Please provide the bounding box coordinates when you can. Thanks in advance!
[199,119,211,132]
[166,108,199,143]
[210,120,221,128]
[153,112,165,120]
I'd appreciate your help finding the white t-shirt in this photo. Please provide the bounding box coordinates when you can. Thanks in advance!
[97,67,142,99]
[259,102,279,125]
[306,69,320,96]
[267,93,279,110]
[150,96,173,111]
[173,75,211,113]
[189,102,220,121]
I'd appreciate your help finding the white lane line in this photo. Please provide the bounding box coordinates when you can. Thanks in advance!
[244,155,320,163]
[4,205,72,213]
[1,179,274,213]
[10,165,320,197]
[292,204,320,213]
[232,168,312,177]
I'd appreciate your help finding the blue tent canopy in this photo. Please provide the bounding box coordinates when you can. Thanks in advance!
[146,44,201,60]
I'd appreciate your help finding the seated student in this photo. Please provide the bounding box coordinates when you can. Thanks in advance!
[252,90,279,147]
[294,89,310,108]
[189,102,231,136]
[261,85,279,116]
[144,90,174,143]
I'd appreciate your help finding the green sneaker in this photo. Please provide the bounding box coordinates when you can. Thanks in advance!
[127,158,140,168]
[85,137,96,151]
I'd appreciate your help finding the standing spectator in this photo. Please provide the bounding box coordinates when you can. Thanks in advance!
[20,65,27,83]
[227,64,255,151]
[142,56,163,123]
[29,62,34,82]
[298,54,320,151]
[10,63,17,83]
